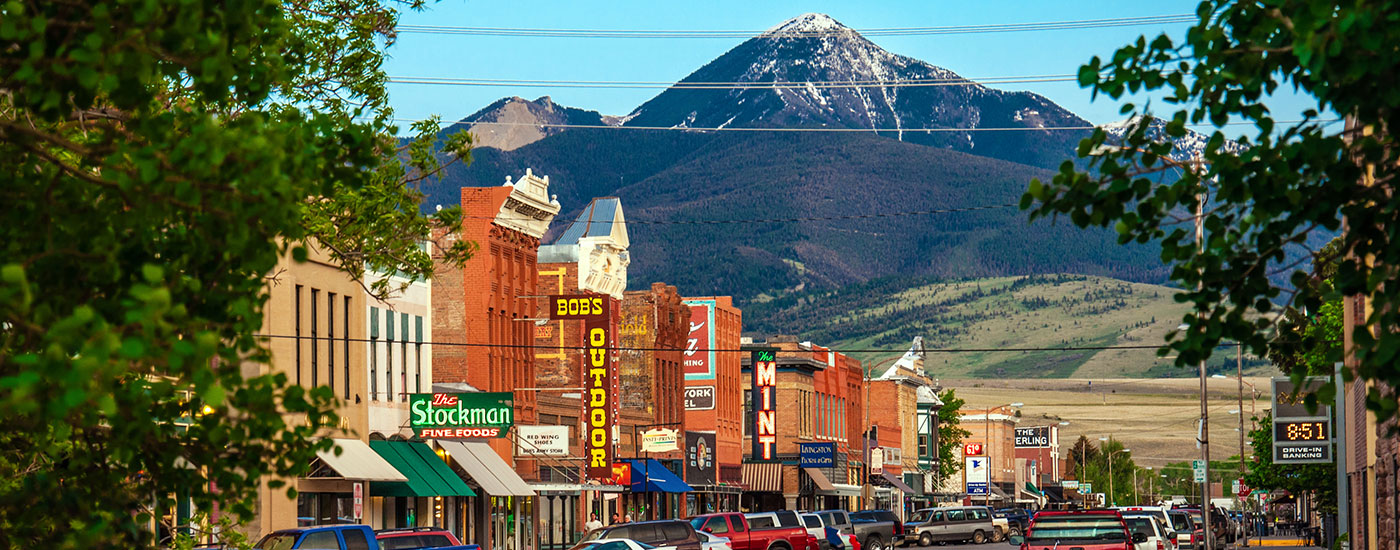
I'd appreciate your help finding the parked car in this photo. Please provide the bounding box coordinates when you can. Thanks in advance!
[799,513,833,550]
[1122,516,1171,550]
[256,525,379,550]
[993,509,1031,537]
[576,539,659,550]
[690,512,810,550]
[906,506,996,545]
[698,531,734,550]
[376,527,477,550]
[1114,507,1177,549]
[575,520,703,550]
[817,510,894,550]
[1011,510,1146,550]
[851,510,905,548]
[1165,510,1198,550]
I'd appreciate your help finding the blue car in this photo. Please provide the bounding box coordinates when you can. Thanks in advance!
[256,525,379,550]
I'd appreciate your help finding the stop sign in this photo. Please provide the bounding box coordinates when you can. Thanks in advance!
[1234,479,1249,497]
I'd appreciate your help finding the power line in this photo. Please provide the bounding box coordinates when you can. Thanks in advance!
[391,74,1077,87]
[395,14,1197,39]
[387,74,1080,90]
[255,333,1183,354]
[461,202,1020,226]
[418,119,1100,132]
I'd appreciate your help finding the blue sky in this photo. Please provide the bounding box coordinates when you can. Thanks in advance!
[384,1,1315,128]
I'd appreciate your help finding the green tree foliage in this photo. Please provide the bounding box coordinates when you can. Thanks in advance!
[1021,1,1400,420]
[1242,412,1336,513]
[0,0,470,547]
[934,389,974,486]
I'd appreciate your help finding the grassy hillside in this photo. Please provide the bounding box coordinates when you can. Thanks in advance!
[745,273,1276,379]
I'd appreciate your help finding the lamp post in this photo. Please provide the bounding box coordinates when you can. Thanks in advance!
[983,403,1023,507]
[1106,447,1131,506]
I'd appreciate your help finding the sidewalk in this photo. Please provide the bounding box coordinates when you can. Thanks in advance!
[1226,535,1324,549]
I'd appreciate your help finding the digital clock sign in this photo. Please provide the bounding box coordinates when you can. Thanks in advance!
[1275,420,1329,442]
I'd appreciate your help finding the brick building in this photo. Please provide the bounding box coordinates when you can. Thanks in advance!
[683,297,745,481]
[741,338,866,511]
[960,408,1019,506]
[1343,290,1399,549]
[432,170,559,467]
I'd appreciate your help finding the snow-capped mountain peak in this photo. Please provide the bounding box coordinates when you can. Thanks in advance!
[764,13,853,36]
[1101,115,1247,164]
[622,13,1089,168]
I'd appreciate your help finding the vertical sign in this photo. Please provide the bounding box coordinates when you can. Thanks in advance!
[965,456,989,495]
[353,482,363,520]
[686,431,717,485]
[751,348,778,461]
[1271,376,1334,464]
[683,301,718,380]
[550,294,616,480]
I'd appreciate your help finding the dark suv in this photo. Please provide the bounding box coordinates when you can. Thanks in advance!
[993,508,1030,536]
[574,520,702,550]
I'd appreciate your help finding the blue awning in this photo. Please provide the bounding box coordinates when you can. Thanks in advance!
[627,459,693,493]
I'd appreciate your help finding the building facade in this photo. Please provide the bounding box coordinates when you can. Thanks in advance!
[683,296,745,494]
[959,408,1019,506]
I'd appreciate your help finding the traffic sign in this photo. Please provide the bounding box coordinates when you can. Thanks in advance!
[1192,460,1207,483]
[1234,479,1249,498]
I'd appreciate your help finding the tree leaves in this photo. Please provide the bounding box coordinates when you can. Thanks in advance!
[1022,0,1400,421]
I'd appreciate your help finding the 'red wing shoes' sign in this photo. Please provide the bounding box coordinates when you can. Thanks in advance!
[409,392,514,438]
[549,294,618,481]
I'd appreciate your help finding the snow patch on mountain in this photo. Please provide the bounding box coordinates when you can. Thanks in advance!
[1101,115,1248,164]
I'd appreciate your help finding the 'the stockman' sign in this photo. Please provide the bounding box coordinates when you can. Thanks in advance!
[409,393,514,438]
[751,348,778,461]
[549,294,618,480]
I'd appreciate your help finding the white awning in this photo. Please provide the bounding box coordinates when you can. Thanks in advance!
[824,483,864,497]
[438,440,536,497]
[316,438,408,481]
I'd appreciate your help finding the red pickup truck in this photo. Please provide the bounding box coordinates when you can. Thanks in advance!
[691,512,813,550]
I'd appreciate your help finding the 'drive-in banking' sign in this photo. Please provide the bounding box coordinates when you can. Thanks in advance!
[409,393,514,438]
[751,348,778,461]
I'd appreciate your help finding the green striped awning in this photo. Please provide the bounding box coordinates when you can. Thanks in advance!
[369,440,476,497]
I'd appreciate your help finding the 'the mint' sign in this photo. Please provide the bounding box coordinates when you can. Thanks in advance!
[409,393,514,438]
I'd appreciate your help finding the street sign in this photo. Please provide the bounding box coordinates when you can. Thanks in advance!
[353,482,363,520]
[1078,481,1092,495]
[1192,460,1207,483]
[1234,479,1249,498]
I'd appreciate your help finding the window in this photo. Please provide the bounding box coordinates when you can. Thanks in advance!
[731,516,746,532]
[342,529,370,550]
[294,285,303,385]
[400,312,409,398]
[414,315,423,393]
[930,511,944,523]
[343,296,351,399]
[748,516,775,529]
[327,292,335,393]
[310,289,319,387]
[659,522,691,542]
[369,307,379,401]
[804,516,821,529]
[945,510,964,521]
[299,531,339,550]
[386,312,394,401]
[703,517,730,534]
[1025,516,1127,542]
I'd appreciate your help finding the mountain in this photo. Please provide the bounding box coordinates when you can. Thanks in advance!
[422,13,1174,305]
[451,96,610,151]
[622,13,1090,169]
[1101,115,1249,164]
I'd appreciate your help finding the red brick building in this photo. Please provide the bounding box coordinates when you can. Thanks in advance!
[683,297,745,487]
[432,171,559,466]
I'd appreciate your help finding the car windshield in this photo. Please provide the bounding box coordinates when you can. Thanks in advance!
[256,534,299,550]
[1124,518,1156,537]
[1027,516,1127,542]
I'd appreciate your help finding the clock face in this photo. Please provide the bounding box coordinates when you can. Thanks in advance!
[1275,420,1329,442]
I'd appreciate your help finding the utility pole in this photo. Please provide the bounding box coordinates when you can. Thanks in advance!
[1237,344,1248,547]
[1193,158,1215,550]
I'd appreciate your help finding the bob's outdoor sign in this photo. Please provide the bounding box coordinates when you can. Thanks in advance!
[548,294,618,481]
[409,392,514,438]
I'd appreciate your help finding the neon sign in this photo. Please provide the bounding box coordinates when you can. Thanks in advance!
[408,393,514,438]
[751,349,778,460]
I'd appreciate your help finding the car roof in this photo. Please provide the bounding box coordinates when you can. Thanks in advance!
[269,525,366,534]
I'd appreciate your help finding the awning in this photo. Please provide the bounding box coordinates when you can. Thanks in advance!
[628,459,693,493]
[1024,482,1042,496]
[743,462,783,493]
[438,440,536,497]
[826,483,864,497]
[803,468,837,492]
[1043,485,1066,503]
[315,438,408,482]
[881,471,919,494]
[369,440,476,497]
